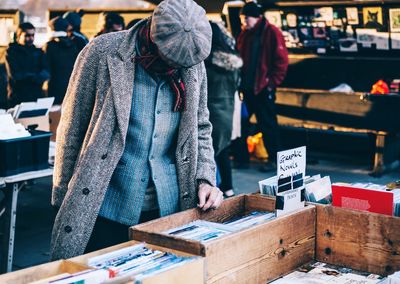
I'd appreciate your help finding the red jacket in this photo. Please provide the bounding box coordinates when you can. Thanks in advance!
[237,18,288,95]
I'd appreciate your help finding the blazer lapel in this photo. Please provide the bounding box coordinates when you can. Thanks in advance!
[107,55,135,138]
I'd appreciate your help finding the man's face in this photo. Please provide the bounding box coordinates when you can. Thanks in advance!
[18,29,35,46]
[66,24,74,38]
[240,15,260,30]
[110,24,123,32]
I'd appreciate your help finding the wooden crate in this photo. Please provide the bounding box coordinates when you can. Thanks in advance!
[0,260,90,284]
[130,194,316,284]
[71,240,205,284]
[315,204,400,276]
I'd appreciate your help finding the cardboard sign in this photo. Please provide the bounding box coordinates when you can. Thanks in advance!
[276,146,306,216]
[277,146,306,180]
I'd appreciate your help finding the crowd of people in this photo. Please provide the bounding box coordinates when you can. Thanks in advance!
[2,0,289,258]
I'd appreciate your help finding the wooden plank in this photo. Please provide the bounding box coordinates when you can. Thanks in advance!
[130,230,206,256]
[205,206,316,282]
[0,260,89,284]
[245,194,276,212]
[316,205,400,276]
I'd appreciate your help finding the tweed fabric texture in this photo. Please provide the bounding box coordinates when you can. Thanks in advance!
[99,63,181,225]
[150,0,212,68]
[50,18,216,260]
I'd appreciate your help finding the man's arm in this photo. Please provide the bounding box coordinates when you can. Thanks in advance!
[32,49,50,85]
[267,29,289,88]
[196,63,223,211]
[52,42,98,207]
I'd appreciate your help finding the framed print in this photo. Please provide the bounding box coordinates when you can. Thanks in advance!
[286,13,297,27]
[389,9,400,32]
[314,7,334,22]
[363,7,383,30]
[265,11,282,28]
[346,7,359,25]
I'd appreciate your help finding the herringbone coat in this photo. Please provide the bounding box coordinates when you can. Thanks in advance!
[50,24,216,260]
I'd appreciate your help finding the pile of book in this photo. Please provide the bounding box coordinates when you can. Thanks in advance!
[259,174,332,204]
[87,243,197,282]
[164,211,275,242]
[270,261,385,284]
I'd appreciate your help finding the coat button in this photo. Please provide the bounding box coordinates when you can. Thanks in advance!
[101,153,108,160]
[156,110,161,114]
[64,225,72,233]
[182,192,190,199]
[141,178,146,182]
[82,188,90,195]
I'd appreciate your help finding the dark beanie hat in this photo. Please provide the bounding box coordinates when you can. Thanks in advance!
[62,11,82,29]
[49,16,69,32]
[241,2,262,18]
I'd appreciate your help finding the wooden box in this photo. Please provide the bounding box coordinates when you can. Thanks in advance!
[71,240,205,284]
[315,204,400,276]
[0,260,90,284]
[130,194,316,284]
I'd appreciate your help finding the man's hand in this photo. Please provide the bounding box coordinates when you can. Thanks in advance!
[197,183,224,211]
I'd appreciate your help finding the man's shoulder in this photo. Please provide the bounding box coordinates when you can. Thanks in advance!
[89,31,128,55]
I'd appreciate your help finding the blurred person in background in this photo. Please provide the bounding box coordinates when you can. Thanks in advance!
[5,22,49,108]
[43,17,80,105]
[63,10,88,52]
[237,2,288,172]
[206,21,242,198]
[95,12,125,37]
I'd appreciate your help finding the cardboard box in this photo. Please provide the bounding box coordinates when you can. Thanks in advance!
[0,260,90,284]
[71,240,205,284]
[131,194,316,284]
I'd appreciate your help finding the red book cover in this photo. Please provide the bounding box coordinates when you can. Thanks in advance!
[332,185,394,216]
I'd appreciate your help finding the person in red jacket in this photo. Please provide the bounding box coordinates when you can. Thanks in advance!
[237,2,289,172]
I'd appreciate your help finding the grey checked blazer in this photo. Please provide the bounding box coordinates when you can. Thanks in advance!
[50,22,216,260]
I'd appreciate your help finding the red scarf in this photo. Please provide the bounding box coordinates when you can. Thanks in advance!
[134,19,186,112]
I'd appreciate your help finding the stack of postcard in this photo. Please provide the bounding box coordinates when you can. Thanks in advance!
[223,211,276,230]
[164,212,275,242]
[87,243,197,281]
[270,262,385,284]
[259,174,332,205]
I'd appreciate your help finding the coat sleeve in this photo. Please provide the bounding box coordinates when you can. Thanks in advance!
[52,42,99,207]
[268,28,289,88]
[32,49,50,85]
[195,63,217,187]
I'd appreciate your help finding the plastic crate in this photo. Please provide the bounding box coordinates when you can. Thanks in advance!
[0,130,52,177]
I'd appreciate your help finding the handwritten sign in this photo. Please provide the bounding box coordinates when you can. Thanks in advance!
[277,146,306,180]
[276,146,306,217]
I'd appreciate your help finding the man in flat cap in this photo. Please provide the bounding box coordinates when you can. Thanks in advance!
[51,0,223,260]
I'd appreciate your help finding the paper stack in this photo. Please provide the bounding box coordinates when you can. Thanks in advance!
[0,114,30,140]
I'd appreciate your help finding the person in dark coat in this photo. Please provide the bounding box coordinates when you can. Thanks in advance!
[94,12,125,38]
[63,10,88,52]
[43,17,80,105]
[237,2,289,172]
[5,22,50,108]
[206,21,242,198]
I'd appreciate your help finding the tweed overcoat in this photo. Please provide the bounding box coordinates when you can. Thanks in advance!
[50,24,216,260]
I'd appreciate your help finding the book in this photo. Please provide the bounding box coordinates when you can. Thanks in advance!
[332,184,394,216]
